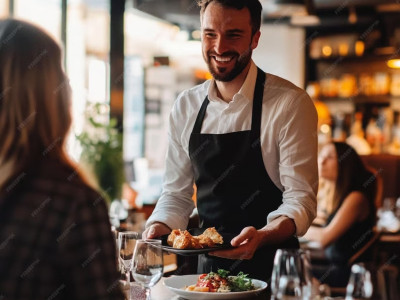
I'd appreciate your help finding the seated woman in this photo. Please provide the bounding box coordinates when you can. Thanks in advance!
[304,142,376,287]
[0,19,124,299]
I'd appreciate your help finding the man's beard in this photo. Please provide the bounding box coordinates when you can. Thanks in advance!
[205,47,252,82]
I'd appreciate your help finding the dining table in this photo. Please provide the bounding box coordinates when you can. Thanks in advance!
[127,277,269,300]
[128,278,177,300]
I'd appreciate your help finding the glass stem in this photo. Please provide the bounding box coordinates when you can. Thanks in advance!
[145,287,151,300]
[126,270,131,300]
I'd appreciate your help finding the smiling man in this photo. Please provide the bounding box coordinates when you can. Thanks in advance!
[201,3,256,83]
[144,0,318,282]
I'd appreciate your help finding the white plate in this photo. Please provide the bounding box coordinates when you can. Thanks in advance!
[163,274,268,300]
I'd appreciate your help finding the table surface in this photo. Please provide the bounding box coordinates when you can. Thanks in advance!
[129,232,400,299]
[151,278,178,300]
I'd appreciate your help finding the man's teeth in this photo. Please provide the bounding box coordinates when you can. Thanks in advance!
[215,56,232,62]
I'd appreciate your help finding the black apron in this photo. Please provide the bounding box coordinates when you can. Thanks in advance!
[188,68,298,282]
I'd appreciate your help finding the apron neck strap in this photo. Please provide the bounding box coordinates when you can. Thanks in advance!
[192,97,209,134]
[250,68,266,136]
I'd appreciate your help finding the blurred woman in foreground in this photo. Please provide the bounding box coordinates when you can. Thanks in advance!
[304,142,376,286]
[0,19,124,299]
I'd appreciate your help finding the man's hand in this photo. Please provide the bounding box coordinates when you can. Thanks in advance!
[208,216,296,260]
[142,222,171,239]
[209,226,262,260]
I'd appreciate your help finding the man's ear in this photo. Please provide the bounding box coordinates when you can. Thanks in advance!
[251,30,261,50]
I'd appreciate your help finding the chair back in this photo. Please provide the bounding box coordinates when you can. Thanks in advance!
[365,165,383,214]
[346,166,383,266]
[347,228,381,266]
[377,265,399,300]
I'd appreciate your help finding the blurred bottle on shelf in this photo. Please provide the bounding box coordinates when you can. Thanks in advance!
[387,113,400,155]
[355,40,365,56]
[346,112,371,155]
[332,112,347,142]
[390,73,400,96]
[359,73,375,96]
[338,43,349,56]
[395,197,400,219]
[378,108,393,153]
[307,82,332,149]
[338,73,357,98]
[374,72,390,95]
[320,77,339,98]
[366,118,383,154]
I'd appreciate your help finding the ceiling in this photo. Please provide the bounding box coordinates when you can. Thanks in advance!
[130,0,400,30]
[132,0,201,30]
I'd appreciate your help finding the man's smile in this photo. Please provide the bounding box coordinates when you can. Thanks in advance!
[213,55,234,62]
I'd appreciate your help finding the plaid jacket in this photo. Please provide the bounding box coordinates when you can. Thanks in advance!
[0,159,125,300]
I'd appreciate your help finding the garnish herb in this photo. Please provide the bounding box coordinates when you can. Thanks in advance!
[207,269,254,292]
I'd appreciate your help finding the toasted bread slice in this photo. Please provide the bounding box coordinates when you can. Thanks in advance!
[167,229,182,246]
[202,227,223,244]
[173,230,193,249]
[196,235,215,248]
[168,227,224,249]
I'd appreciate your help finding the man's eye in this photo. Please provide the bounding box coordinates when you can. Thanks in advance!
[205,33,216,38]
[227,34,241,39]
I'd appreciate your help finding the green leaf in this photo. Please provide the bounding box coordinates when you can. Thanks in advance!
[217,269,230,278]
[227,271,254,292]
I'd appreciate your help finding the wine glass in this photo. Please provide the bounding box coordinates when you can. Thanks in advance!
[271,249,313,300]
[345,263,373,299]
[118,231,139,293]
[277,274,302,299]
[132,239,163,300]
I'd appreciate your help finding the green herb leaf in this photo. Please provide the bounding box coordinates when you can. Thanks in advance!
[228,271,254,292]
[217,269,230,278]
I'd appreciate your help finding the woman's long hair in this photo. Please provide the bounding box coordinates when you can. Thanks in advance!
[0,19,79,191]
[332,142,376,214]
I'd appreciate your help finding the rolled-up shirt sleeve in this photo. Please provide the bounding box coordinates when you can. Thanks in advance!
[146,96,196,231]
[266,93,318,236]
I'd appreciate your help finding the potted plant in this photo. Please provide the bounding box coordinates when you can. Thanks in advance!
[76,103,125,203]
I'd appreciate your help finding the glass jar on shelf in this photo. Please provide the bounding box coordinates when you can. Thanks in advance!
[395,197,400,219]
[338,73,357,98]
[320,78,339,98]
[359,73,375,96]
[390,73,400,96]
[374,72,390,95]
[366,118,383,154]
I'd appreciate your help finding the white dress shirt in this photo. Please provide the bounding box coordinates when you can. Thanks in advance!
[146,61,318,236]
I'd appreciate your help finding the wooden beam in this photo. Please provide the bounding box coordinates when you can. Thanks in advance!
[110,0,125,130]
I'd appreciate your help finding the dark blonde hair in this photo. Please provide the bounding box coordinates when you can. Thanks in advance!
[197,0,262,35]
[0,19,80,190]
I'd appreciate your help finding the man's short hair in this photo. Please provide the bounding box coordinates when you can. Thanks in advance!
[197,0,262,35]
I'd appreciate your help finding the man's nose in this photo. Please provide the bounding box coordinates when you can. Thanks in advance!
[214,36,230,54]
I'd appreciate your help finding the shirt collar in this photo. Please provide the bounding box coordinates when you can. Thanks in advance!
[207,60,257,103]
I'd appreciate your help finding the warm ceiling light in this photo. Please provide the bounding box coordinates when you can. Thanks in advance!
[387,59,400,69]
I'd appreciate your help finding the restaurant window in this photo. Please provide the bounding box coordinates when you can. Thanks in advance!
[0,1,9,18]
[66,0,110,156]
[10,0,110,159]
[14,0,61,42]
[65,0,109,159]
